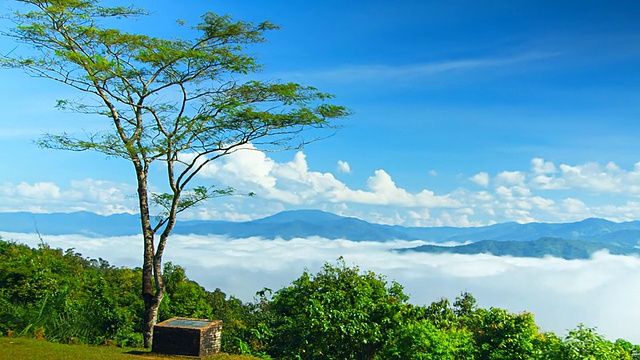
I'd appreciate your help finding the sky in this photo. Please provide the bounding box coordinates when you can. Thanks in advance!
[2,1,640,226]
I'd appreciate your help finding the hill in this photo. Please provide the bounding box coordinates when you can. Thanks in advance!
[396,237,640,259]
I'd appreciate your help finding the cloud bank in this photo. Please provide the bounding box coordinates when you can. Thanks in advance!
[4,231,639,343]
[3,148,640,227]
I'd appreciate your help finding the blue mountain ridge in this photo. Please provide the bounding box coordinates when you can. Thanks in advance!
[1,210,639,248]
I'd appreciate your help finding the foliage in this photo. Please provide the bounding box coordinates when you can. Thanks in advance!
[0,237,267,352]
[384,319,475,359]
[468,307,540,360]
[160,262,213,320]
[556,325,639,360]
[0,238,143,346]
[264,258,410,359]
[1,0,350,347]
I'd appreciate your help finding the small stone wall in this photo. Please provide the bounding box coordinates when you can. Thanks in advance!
[152,317,222,357]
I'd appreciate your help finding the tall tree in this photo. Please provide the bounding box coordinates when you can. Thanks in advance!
[1,0,350,347]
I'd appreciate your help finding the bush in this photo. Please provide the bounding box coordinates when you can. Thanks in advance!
[264,258,410,359]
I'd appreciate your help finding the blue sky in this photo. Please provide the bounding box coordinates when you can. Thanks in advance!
[2,0,640,226]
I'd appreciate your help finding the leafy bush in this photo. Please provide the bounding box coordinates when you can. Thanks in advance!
[263,258,410,359]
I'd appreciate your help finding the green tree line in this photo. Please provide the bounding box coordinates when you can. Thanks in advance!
[0,238,638,359]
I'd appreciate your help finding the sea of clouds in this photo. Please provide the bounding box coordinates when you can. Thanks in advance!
[3,231,640,343]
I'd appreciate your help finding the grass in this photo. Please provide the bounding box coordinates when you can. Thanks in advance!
[0,337,261,360]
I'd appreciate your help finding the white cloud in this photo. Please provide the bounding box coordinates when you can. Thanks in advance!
[192,149,459,210]
[530,174,566,190]
[6,232,640,344]
[561,198,589,215]
[531,158,556,175]
[558,163,620,192]
[336,170,460,208]
[0,179,137,215]
[366,170,413,203]
[470,172,489,187]
[15,182,61,199]
[528,160,640,195]
[8,152,640,226]
[496,171,526,186]
[337,160,351,174]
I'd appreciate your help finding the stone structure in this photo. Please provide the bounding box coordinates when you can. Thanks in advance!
[152,317,222,357]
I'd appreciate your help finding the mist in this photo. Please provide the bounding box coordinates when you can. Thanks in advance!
[4,231,640,343]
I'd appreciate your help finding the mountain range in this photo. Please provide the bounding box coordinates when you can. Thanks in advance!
[1,210,639,259]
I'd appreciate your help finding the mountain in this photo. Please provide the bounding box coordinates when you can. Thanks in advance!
[173,210,405,241]
[1,210,640,248]
[395,237,640,259]
[252,209,344,224]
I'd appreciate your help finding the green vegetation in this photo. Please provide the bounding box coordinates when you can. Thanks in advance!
[0,238,253,352]
[266,260,410,359]
[1,238,639,359]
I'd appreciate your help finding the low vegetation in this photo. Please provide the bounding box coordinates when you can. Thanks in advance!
[0,237,638,359]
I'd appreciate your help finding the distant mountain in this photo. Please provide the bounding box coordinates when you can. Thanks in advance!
[252,210,344,224]
[1,210,640,248]
[395,237,640,259]
[173,211,404,241]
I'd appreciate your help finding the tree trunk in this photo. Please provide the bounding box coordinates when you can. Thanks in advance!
[134,167,165,348]
[141,228,164,348]
[142,291,161,348]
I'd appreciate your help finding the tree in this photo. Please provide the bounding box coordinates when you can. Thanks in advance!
[160,262,213,320]
[468,307,540,360]
[1,0,350,347]
[557,325,637,360]
[385,319,475,360]
[266,258,410,359]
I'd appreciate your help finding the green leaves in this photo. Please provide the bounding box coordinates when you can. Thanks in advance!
[469,308,540,360]
[196,13,279,46]
[388,320,475,360]
[0,239,144,346]
[266,258,410,359]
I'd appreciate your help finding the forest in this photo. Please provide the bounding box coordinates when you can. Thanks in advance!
[1,237,638,359]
